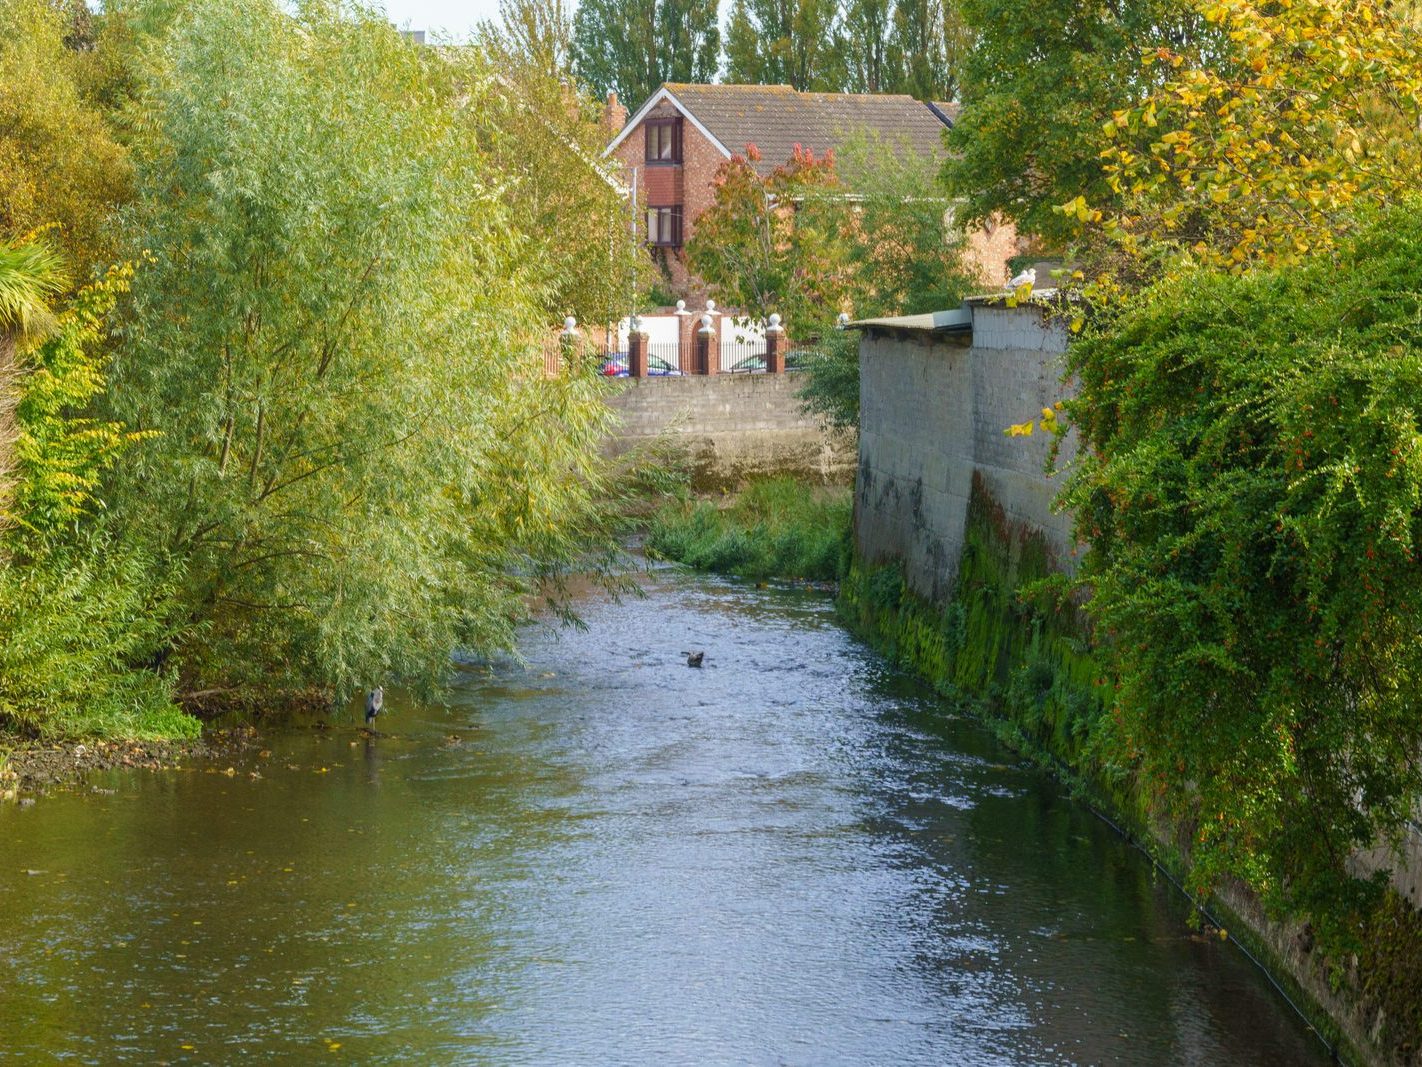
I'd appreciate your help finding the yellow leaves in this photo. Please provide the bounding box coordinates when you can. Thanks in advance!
[1005,403,1066,438]
[1054,195,1102,227]
[1078,0,1422,278]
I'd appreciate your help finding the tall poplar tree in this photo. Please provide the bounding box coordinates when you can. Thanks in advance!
[571,0,719,108]
[886,0,966,101]
[723,0,844,90]
[839,0,896,93]
[492,0,573,75]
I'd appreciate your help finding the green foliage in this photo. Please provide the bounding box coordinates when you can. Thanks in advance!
[689,137,972,431]
[943,0,1212,245]
[838,0,895,93]
[0,0,131,277]
[0,239,66,341]
[1,237,69,529]
[832,132,974,315]
[13,262,149,535]
[451,39,653,326]
[888,0,967,102]
[724,0,843,91]
[1086,0,1422,278]
[571,0,719,106]
[1061,202,1422,944]
[485,0,575,75]
[1357,889,1422,1062]
[646,477,852,582]
[685,143,844,332]
[0,244,189,742]
[0,537,191,740]
[688,138,973,341]
[796,329,859,431]
[105,0,628,702]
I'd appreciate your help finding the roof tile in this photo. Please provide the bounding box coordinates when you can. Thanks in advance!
[660,83,952,173]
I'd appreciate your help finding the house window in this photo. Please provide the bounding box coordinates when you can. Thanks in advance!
[647,205,683,247]
[645,118,682,164]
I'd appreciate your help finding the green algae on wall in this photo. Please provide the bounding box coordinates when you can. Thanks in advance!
[842,473,1422,1067]
[841,474,1107,778]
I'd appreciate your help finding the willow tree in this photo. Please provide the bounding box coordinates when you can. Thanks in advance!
[467,27,653,325]
[107,0,622,704]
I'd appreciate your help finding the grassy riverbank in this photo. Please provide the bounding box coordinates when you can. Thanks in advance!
[646,477,852,583]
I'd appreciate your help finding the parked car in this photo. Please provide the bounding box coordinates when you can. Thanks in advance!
[600,354,682,377]
[726,347,814,373]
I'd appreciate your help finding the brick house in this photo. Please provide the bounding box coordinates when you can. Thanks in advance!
[601,82,1018,300]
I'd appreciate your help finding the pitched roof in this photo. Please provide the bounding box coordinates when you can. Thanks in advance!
[606,83,954,174]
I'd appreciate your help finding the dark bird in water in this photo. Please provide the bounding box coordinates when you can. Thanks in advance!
[684,651,704,668]
[365,686,384,725]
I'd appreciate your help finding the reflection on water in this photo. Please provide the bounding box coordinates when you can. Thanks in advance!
[0,572,1331,1065]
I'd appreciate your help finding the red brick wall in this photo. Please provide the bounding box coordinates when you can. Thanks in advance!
[609,99,730,300]
[608,99,1020,302]
[961,214,1021,289]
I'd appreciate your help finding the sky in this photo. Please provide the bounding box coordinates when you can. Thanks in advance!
[379,0,506,39]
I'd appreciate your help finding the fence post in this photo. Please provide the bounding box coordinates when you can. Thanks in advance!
[765,313,786,373]
[675,299,693,371]
[628,318,649,378]
[695,313,716,375]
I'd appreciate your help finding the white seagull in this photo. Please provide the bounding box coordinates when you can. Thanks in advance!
[1007,267,1037,291]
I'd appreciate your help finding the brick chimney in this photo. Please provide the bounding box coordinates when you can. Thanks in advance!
[602,91,628,136]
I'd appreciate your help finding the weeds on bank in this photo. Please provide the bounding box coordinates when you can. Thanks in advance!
[646,477,852,583]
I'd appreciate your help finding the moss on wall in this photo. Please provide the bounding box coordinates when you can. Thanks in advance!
[842,472,1422,1066]
[841,473,1107,783]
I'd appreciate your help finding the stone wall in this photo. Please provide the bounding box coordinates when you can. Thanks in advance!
[607,98,727,300]
[605,373,854,490]
[855,300,1074,604]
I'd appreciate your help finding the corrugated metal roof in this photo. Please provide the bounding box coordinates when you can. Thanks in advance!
[663,83,953,174]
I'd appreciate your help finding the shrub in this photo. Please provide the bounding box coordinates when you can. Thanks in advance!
[646,477,852,582]
[1063,200,1422,944]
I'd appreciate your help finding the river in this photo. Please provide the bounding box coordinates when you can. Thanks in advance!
[0,571,1332,1065]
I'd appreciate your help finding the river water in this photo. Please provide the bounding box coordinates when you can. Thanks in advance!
[0,572,1332,1065]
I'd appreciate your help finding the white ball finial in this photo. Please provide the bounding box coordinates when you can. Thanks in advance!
[700,313,714,332]
[675,299,686,312]
[837,312,850,329]
[562,315,577,335]
[767,312,783,334]
[705,299,716,313]
[629,314,642,332]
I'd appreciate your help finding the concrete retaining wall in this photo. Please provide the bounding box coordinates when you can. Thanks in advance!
[605,373,855,489]
[855,301,1074,603]
[853,298,1422,1065]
